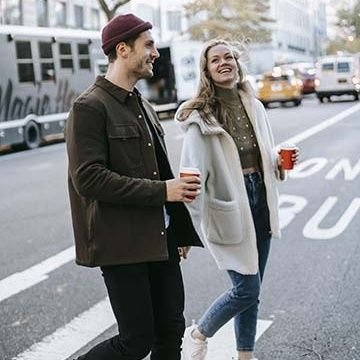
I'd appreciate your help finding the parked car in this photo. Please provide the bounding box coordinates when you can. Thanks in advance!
[257,68,303,107]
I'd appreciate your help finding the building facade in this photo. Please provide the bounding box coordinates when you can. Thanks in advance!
[0,0,328,74]
[248,0,327,74]
[0,0,106,30]
[117,0,187,44]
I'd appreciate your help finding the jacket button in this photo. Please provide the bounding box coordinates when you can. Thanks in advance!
[138,114,142,118]
[161,231,165,236]
[153,171,157,175]
[148,143,152,147]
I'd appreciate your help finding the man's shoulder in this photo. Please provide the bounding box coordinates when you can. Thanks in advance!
[73,82,104,109]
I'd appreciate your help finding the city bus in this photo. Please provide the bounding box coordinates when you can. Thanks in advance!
[0,25,104,150]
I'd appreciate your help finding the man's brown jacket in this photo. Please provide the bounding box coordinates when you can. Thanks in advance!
[65,76,202,267]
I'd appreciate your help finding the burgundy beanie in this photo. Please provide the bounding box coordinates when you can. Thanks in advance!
[101,13,152,55]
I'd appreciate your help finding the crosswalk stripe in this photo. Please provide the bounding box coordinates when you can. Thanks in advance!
[207,319,273,359]
[12,294,272,360]
[12,297,115,360]
[0,246,74,303]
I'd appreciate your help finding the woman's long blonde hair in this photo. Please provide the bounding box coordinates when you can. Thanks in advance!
[176,39,247,127]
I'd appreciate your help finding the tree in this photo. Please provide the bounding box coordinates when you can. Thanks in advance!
[326,0,360,53]
[184,0,274,43]
[98,0,132,21]
[335,0,360,39]
[326,38,360,54]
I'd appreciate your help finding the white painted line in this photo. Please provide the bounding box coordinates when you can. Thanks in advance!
[207,319,273,359]
[12,292,270,360]
[283,102,360,145]
[12,297,115,360]
[0,246,74,303]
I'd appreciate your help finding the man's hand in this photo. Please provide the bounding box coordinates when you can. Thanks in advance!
[166,177,201,202]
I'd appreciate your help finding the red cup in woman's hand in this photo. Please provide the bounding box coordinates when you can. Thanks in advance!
[279,143,298,170]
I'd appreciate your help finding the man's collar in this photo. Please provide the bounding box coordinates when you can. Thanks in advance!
[95,76,142,103]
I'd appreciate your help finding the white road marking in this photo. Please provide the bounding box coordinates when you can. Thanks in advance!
[207,319,273,359]
[282,102,360,145]
[5,103,360,359]
[0,246,74,303]
[12,298,115,360]
[12,293,271,360]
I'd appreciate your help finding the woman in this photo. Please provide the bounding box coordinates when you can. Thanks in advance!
[175,39,298,360]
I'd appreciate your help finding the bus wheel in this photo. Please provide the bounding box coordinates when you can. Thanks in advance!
[24,121,41,149]
[354,93,359,101]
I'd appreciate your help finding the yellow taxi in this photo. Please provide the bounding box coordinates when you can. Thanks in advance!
[257,68,303,107]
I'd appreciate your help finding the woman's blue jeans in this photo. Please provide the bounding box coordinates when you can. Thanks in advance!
[197,171,271,351]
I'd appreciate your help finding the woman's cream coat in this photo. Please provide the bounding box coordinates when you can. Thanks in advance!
[176,85,284,275]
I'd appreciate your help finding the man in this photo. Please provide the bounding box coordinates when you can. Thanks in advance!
[65,13,203,360]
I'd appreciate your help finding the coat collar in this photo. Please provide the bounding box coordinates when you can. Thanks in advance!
[176,81,257,136]
[95,75,142,104]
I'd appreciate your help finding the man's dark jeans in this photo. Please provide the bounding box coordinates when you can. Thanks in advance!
[77,225,185,360]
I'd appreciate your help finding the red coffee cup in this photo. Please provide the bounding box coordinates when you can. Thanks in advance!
[280,143,297,170]
[179,167,201,200]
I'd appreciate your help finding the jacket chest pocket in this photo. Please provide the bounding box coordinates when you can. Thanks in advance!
[108,125,143,170]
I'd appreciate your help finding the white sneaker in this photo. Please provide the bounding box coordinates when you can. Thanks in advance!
[182,325,208,360]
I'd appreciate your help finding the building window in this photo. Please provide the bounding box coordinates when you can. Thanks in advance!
[15,41,34,82]
[37,0,49,27]
[39,42,55,81]
[166,10,181,31]
[74,5,84,28]
[4,0,23,25]
[90,8,100,30]
[55,1,67,27]
[77,43,90,70]
[59,43,73,70]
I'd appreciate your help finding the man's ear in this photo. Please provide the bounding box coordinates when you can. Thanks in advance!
[116,42,129,58]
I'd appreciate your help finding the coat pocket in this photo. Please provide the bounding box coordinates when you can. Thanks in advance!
[108,125,143,170]
[206,198,243,245]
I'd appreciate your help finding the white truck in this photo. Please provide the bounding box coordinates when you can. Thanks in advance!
[0,25,104,150]
[139,39,203,114]
[315,54,360,102]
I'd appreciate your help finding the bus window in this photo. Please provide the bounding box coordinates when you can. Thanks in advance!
[15,41,35,83]
[59,42,74,70]
[39,41,56,81]
[77,43,91,70]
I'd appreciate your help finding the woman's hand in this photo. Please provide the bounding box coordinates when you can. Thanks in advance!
[277,147,300,167]
[178,246,191,259]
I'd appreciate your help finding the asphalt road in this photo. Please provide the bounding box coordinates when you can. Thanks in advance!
[0,95,359,360]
